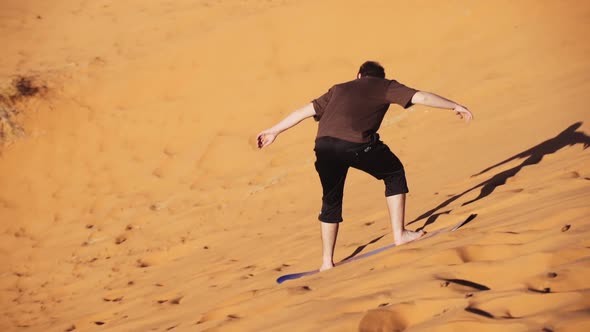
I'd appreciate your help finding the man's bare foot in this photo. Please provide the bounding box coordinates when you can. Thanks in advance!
[394,230,425,246]
[319,262,334,272]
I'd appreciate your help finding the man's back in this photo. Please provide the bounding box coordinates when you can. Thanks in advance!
[313,77,417,143]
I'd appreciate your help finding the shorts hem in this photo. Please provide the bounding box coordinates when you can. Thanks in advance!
[385,189,409,197]
[318,216,343,223]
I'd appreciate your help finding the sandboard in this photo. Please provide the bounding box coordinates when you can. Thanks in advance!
[276,218,468,284]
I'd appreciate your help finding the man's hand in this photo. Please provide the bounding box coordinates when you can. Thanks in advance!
[453,105,473,122]
[257,129,278,149]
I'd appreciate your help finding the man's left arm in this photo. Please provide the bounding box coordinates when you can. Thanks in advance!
[411,91,473,122]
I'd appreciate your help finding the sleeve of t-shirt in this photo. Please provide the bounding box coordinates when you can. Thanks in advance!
[386,80,418,109]
[312,87,333,121]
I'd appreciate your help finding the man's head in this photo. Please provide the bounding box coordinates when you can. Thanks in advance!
[358,61,385,79]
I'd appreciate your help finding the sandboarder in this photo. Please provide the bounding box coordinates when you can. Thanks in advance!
[257,61,473,271]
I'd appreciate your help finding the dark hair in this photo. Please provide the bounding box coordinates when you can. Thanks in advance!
[358,61,385,78]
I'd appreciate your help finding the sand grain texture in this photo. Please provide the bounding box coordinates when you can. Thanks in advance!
[1,1,589,331]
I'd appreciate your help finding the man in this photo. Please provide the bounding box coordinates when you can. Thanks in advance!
[257,61,472,271]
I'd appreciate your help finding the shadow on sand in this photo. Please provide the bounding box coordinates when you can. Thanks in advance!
[408,121,590,225]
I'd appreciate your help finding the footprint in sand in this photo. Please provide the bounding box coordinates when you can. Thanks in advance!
[358,309,406,332]
[196,310,243,326]
[136,259,150,268]
[287,285,312,295]
[455,244,516,263]
[464,305,495,319]
[163,147,177,158]
[274,263,290,272]
[103,296,124,302]
[240,274,255,280]
[524,271,559,294]
[152,168,165,178]
[465,303,525,320]
[112,226,134,245]
[527,287,551,294]
[561,171,580,179]
[157,296,183,305]
[114,235,126,245]
[437,277,491,293]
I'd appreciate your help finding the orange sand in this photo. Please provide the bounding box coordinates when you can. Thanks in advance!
[1,1,590,331]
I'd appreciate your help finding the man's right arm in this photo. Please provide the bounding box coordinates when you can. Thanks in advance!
[411,91,473,122]
[256,103,316,149]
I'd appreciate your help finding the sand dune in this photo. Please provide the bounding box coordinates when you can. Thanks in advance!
[1,0,589,331]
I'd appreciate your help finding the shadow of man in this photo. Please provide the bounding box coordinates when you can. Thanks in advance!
[410,122,590,225]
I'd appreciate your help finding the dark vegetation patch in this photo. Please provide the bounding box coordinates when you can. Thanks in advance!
[0,76,48,146]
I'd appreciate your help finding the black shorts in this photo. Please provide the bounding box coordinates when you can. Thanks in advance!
[314,135,409,223]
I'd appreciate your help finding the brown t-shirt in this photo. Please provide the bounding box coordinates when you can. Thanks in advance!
[312,77,418,143]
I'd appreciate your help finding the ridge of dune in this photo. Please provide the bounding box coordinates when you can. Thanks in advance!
[1,1,589,331]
